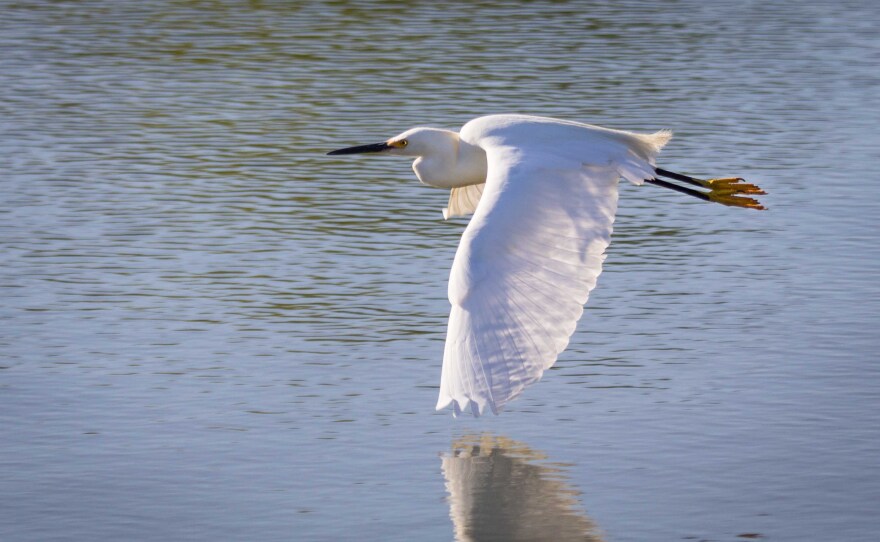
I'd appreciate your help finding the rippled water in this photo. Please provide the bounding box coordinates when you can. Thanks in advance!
[2,1,879,540]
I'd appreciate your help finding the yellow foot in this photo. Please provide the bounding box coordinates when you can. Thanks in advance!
[707,192,766,210]
[701,177,767,196]
[696,176,767,209]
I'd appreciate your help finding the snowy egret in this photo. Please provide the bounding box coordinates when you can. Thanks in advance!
[328,114,765,416]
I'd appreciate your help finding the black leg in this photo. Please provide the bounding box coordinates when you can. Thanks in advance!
[654,167,706,188]
[645,178,711,201]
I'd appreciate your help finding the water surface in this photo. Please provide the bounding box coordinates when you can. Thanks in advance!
[2,1,879,540]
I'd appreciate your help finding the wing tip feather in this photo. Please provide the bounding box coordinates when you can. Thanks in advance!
[436,395,498,417]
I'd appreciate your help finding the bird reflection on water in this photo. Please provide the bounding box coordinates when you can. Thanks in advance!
[441,434,603,542]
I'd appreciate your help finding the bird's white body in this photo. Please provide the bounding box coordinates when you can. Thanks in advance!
[427,115,670,415]
[332,114,680,416]
[396,116,669,219]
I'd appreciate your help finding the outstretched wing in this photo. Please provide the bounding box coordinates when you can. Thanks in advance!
[437,146,620,416]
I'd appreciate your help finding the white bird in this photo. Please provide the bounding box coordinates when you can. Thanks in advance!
[329,114,765,416]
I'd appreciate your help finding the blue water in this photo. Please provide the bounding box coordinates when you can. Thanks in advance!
[2,1,879,540]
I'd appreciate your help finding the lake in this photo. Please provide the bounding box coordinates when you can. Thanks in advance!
[2,1,879,540]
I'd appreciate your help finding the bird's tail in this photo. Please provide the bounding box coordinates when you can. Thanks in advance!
[618,130,673,186]
[640,129,673,152]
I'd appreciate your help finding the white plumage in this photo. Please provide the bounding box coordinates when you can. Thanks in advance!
[439,115,669,415]
[328,114,761,416]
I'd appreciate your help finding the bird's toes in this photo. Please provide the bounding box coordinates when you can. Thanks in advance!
[709,184,766,196]
[702,177,747,189]
[707,192,766,210]
[703,177,767,197]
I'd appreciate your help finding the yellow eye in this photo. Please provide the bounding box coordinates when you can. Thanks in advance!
[400,139,408,147]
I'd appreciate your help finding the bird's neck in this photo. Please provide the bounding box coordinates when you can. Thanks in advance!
[412,134,487,189]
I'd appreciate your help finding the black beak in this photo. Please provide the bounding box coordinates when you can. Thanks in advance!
[327,142,391,156]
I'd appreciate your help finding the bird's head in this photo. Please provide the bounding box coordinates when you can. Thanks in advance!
[327,127,456,158]
[328,126,486,189]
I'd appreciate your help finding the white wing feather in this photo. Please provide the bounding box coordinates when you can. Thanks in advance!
[436,115,669,416]
[443,183,485,219]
